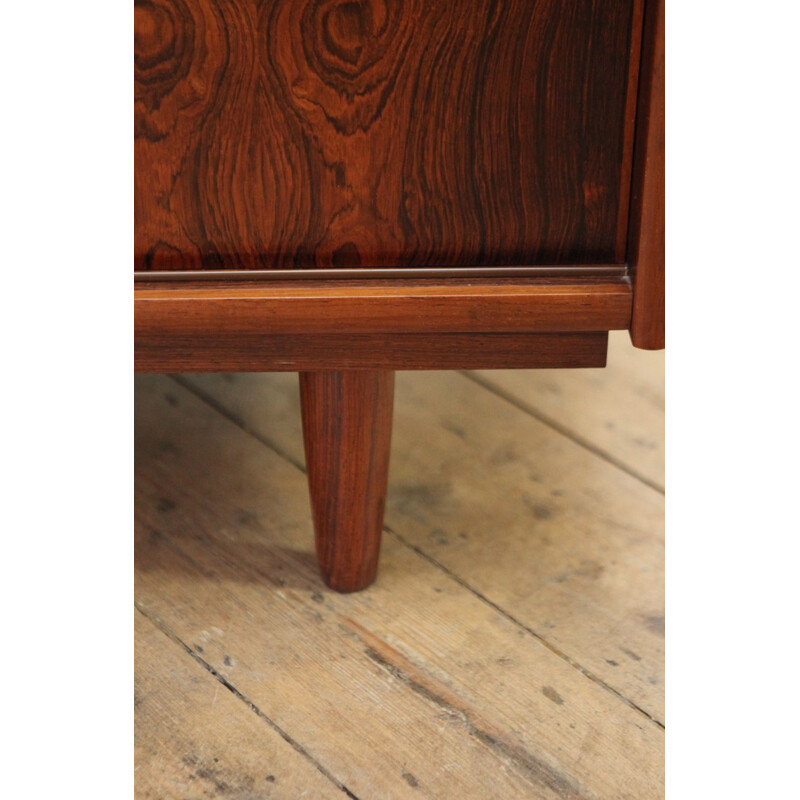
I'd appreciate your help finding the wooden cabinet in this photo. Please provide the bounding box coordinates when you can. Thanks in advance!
[135,0,664,591]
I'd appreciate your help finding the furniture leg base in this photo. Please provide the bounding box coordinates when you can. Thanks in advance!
[300,370,395,592]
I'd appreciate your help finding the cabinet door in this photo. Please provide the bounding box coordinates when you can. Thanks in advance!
[135,0,643,273]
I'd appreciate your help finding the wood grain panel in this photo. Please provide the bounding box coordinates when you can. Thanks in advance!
[135,0,637,271]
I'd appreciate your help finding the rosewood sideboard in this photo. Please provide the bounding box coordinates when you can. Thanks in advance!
[134,0,665,592]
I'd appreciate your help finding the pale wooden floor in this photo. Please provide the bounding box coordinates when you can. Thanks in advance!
[135,331,664,799]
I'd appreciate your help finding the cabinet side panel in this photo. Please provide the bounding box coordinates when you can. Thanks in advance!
[627,0,665,349]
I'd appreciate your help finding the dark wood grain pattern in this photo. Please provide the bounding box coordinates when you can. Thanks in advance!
[300,370,394,591]
[628,0,664,349]
[135,0,637,271]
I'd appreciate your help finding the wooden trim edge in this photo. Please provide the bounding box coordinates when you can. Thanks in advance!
[134,264,628,282]
[135,278,632,341]
[627,0,665,350]
[135,277,628,371]
[135,331,609,373]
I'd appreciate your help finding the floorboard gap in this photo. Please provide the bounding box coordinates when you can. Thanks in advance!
[385,525,665,731]
[134,602,361,799]
[170,373,665,730]
[461,371,665,495]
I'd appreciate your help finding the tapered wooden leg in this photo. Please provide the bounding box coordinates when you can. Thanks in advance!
[299,370,395,592]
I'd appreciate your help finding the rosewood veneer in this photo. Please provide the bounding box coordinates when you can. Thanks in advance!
[135,0,665,591]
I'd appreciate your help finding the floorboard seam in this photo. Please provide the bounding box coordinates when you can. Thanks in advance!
[385,524,665,730]
[134,602,361,800]
[171,374,665,731]
[461,370,665,495]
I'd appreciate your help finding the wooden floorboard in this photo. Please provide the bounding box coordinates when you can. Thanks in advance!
[134,609,347,799]
[472,331,665,491]
[179,365,665,724]
[135,353,664,798]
